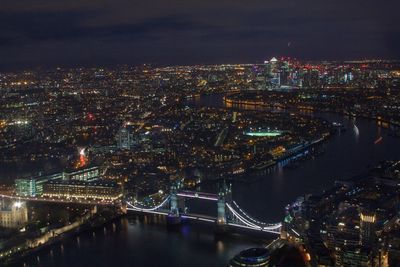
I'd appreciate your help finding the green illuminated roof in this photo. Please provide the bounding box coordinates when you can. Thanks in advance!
[245,130,282,137]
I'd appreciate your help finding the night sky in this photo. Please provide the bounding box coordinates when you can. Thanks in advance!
[1,0,400,70]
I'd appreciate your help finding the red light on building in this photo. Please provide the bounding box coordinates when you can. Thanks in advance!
[87,113,95,121]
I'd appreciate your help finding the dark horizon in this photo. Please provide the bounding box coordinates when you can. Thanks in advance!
[1,0,400,71]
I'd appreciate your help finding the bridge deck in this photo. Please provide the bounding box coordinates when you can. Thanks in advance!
[176,191,218,201]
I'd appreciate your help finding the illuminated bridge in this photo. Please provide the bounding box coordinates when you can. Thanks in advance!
[126,182,282,235]
[1,182,282,235]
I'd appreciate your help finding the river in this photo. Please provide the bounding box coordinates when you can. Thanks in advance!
[9,94,400,267]
[188,94,400,222]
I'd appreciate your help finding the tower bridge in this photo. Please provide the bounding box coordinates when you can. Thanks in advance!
[1,181,282,235]
[126,181,282,235]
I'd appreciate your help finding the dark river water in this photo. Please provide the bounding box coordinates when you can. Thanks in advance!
[9,94,400,267]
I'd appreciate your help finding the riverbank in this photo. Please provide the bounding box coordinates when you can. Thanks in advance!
[1,206,122,266]
[223,93,400,132]
[249,135,328,175]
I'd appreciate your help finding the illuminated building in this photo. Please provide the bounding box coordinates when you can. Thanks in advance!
[360,211,376,246]
[232,111,237,123]
[228,248,270,267]
[269,146,286,158]
[15,173,62,197]
[0,200,28,229]
[65,166,100,182]
[267,57,280,89]
[280,60,290,86]
[15,166,100,197]
[42,180,122,201]
[342,246,372,267]
[118,127,134,150]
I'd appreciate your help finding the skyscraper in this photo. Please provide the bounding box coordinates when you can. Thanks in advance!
[118,127,132,150]
[360,211,376,246]
[267,57,280,89]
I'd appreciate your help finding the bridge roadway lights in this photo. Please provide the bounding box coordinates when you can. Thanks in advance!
[120,202,128,214]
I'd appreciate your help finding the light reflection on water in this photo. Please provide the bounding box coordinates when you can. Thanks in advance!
[14,216,266,267]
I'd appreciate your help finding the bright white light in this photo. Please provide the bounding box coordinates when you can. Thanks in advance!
[13,201,23,208]
[126,196,170,211]
[353,124,359,137]
[176,193,218,201]
[79,148,86,156]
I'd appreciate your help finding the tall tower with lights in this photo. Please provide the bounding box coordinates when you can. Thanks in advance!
[360,211,376,246]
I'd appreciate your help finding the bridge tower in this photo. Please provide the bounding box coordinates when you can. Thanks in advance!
[120,201,128,215]
[217,180,231,225]
[217,197,226,225]
[170,182,179,215]
[168,181,182,225]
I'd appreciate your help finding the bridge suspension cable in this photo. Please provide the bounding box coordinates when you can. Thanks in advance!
[232,201,281,228]
[126,196,170,211]
[232,201,268,225]
[226,203,262,229]
[226,203,282,231]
